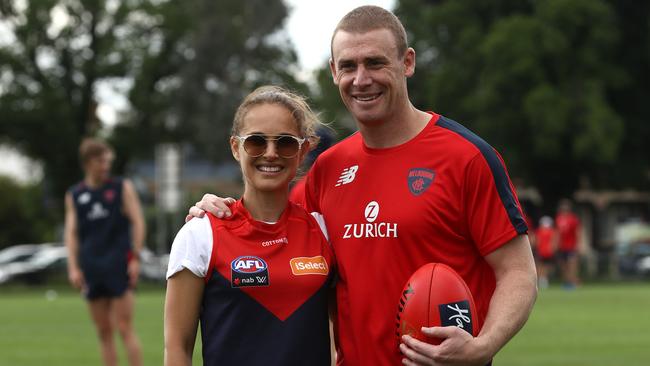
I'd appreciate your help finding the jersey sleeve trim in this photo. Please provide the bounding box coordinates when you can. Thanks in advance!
[437,116,528,235]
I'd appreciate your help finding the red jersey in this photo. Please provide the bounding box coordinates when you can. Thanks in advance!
[170,200,335,365]
[301,113,527,366]
[555,212,580,251]
[205,200,335,365]
[289,176,307,205]
[535,226,556,259]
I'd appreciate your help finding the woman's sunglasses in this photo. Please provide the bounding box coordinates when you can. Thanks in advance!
[235,134,306,158]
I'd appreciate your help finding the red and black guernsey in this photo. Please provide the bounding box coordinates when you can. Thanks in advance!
[69,177,130,279]
[200,200,334,366]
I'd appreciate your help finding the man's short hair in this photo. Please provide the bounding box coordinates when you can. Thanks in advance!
[79,137,113,166]
[331,5,408,58]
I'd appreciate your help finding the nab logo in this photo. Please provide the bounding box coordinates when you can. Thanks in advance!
[364,201,379,223]
[438,300,473,335]
[231,256,270,288]
[336,165,358,187]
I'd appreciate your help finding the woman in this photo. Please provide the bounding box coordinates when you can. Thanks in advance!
[164,86,335,366]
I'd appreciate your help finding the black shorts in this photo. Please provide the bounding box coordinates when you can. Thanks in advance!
[559,250,577,261]
[84,274,129,300]
[539,255,555,264]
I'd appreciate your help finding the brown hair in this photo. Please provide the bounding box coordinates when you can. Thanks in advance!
[79,137,113,166]
[331,5,408,58]
[232,85,323,148]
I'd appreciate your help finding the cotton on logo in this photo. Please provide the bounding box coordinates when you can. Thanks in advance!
[364,201,379,222]
[335,165,358,187]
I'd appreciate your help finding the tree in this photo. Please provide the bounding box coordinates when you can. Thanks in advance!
[0,176,55,248]
[386,0,644,206]
[0,0,161,201]
[116,0,304,163]
[0,0,303,210]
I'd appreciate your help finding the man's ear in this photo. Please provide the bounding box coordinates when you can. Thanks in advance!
[230,136,240,161]
[329,58,339,85]
[403,47,416,77]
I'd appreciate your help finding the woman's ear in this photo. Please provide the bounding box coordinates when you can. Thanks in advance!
[298,140,310,165]
[230,136,240,162]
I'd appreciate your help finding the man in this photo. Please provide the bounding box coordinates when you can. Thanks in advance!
[64,138,145,366]
[555,199,581,289]
[189,6,537,365]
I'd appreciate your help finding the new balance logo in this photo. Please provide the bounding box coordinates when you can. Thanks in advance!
[336,165,358,187]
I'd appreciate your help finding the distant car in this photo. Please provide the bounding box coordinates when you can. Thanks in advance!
[617,242,650,277]
[0,244,48,266]
[638,256,650,276]
[0,244,67,284]
[0,244,169,284]
[139,248,169,282]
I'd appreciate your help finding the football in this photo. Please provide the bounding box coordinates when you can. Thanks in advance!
[396,263,479,344]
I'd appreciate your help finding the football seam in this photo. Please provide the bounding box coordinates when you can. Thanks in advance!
[427,263,436,330]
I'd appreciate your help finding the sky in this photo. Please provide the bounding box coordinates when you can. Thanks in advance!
[285,0,395,75]
[0,0,395,183]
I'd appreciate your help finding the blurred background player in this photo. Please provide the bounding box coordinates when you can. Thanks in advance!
[64,138,145,366]
[556,199,581,289]
[164,86,335,366]
[535,216,557,289]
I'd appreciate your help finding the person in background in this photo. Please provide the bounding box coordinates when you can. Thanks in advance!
[535,216,557,289]
[64,138,145,366]
[556,199,581,289]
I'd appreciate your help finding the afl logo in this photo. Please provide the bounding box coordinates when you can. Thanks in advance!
[364,201,380,223]
[231,256,268,274]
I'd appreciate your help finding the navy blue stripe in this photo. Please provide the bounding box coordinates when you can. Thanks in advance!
[437,116,528,234]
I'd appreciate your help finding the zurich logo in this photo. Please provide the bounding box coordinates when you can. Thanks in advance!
[364,201,379,222]
[407,168,435,196]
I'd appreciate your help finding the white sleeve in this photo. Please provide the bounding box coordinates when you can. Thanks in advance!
[166,216,213,279]
[310,212,329,242]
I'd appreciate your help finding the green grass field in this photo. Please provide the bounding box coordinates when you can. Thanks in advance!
[1,283,649,365]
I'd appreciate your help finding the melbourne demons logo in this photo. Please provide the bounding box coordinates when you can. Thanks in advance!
[230,256,270,288]
[103,189,116,203]
[342,201,398,239]
[407,168,435,196]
